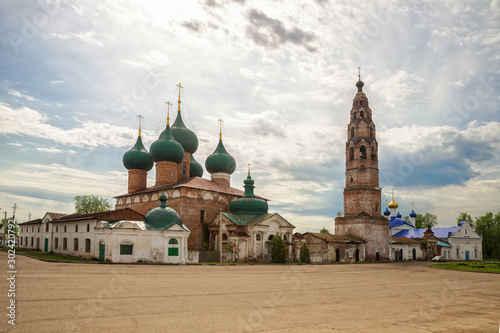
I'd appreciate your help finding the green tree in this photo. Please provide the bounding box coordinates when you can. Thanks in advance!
[74,195,112,214]
[402,216,410,223]
[1,216,18,239]
[300,242,310,263]
[414,213,437,229]
[336,210,343,217]
[475,212,500,260]
[270,233,287,263]
[457,212,473,224]
[320,227,330,234]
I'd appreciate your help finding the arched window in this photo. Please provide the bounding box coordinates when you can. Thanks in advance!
[168,239,179,256]
[360,146,366,159]
[64,225,67,232]
[370,127,373,138]
[183,162,187,176]
[74,238,79,251]
[20,238,22,246]
[371,149,376,160]
[350,177,353,183]
[56,226,58,232]
[360,111,364,118]
[284,235,288,242]
[256,234,261,241]
[75,224,78,232]
[349,147,354,160]
[63,238,67,250]
[465,229,468,235]
[87,224,90,232]
[85,239,91,253]
[351,127,354,138]
[45,223,49,232]
[120,242,133,255]
[268,235,274,241]
[222,234,228,241]
[54,238,59,249]
[31,237,34,247]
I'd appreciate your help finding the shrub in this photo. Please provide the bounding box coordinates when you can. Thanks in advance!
[300,242,310,263]
[202,242,209,252]
[271,233,287,263]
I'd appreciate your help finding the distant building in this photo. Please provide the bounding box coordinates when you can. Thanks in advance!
[302,232,366,263]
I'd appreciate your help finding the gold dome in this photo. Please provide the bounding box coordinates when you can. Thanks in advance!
[388,189,398,208]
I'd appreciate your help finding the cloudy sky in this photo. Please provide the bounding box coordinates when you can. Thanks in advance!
[1,0,499,232]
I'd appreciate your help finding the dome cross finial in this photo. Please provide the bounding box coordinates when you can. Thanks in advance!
[218,118,224,140]
[358,66,361,80]
[165,101,172,125]
[177,83,183,112]
[137,115,144,136]
[248,163,251,175]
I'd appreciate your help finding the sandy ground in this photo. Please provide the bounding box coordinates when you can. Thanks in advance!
[0,253,499,333]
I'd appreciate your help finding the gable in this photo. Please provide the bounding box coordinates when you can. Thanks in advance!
[251,213,295,228]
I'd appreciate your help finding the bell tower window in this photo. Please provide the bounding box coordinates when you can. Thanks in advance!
[370,127,373,138]
[360,146,366,159]
[349,147,354,160]
[351,127,354,138]
[360,111,364,118]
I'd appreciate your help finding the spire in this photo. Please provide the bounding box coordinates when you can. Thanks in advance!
[218,118,223,140]
[165,101,172,125]
[177,83,183,112]
[137,115,144,136]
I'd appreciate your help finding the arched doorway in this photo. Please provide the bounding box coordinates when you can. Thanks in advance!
[335,248,340,262]
[412,248,416,260]
[355,248,360,262]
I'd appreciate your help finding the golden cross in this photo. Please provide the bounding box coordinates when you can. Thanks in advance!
[358,67,361,79]
[177,83,183,111]
[165,101,172,125]
[248,163,251,174]
[137,115,144,136]
[218,118,224,140]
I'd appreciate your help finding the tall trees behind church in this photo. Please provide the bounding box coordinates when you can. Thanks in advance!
[74,195,112,214]
[475,212,500,260]
[402,213,438,228]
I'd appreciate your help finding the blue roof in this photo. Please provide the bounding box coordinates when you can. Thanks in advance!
[409,210,417,218]
[437,240,452,247]
[389,217,415,229]
[383,208,391,216]
[393,227,458,239]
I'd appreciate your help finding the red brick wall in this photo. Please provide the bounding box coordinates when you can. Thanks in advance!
[155,161,178,186]
[128,169,148,193]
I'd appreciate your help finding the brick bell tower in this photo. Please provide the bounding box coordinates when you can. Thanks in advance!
[335,73,389,261]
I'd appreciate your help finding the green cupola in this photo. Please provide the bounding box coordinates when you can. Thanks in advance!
[171,84,199,154]
[144,194,182,230]
[205,126,236,175]
[190,154,203,177]
[229,168,268,215]
[149,123,184,164]
[122,130,154,171]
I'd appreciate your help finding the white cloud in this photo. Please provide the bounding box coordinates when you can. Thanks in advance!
[7,89,38,101]
[50,80,65,85]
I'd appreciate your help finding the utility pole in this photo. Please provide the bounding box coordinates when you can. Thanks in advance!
[12,203,17,223]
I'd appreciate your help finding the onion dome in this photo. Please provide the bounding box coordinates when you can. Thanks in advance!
[396,211,402,218]
[190,154,203,177]
[383,207,391,216]
[388,190,399,208]
[149,124,184,164]
[205,138,236,175]
[171,110,199,154]
[409,210,417,218]
[123,134,153,171]
[144,194,182,230]
[356,78,364,92]
[229,170,268,215]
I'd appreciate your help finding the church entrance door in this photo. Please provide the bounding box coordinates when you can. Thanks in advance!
[412,248,416,260]
[355,248,359,262]
[465,251,470,261]
[44,238,48,252]
[335,248,340,262]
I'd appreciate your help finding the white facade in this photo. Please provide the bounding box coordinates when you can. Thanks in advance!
[447,221,482,261]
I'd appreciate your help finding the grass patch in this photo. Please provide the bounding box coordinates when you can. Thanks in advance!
[431,261,500,274]
[0,248,94,262]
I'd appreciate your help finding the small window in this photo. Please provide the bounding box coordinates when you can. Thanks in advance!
[375,203,378,212]
[20,238,22,246]
[465,229,468,235]
[54,238,59,249]
[38,226,40,232]
[284,235,288,242]
[457,249,459,258]
[370,127,373,138]
[351,127,354,138]
[360,111,364,118]
[87,224,90,232]
[171,171,174,179]
[349,147,354,160]
[63,238,68,250]
[200,209,205,224]
[268,235,274,241]
[350,177,353,183]
[256,234,261,241]
[169,238,179,245]
[64,225,67,232]
[475,248,477,258]
[85,239,91,253]
[120,243,133,255]
[56,226,58,232]
[31,237,34,247]
[45,223,49,232]
[74,238,79,251]
[183,162,187,176]
[222,234,228,241]
[75,224,78,232]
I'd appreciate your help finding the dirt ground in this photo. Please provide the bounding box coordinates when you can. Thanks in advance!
[1,253,499,333]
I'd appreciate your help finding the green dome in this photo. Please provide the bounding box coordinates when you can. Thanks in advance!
[205,139,236,175]
[229,173,268,215]
[171,111,199,154]
[150,125,184,163]
[190,154,203,177]
[144,194,182,230]
[122,135,154,171]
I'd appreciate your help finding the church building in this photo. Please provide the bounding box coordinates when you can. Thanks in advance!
[334,76,390,261]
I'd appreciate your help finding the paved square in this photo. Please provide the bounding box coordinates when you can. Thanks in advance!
[1,253,499,332]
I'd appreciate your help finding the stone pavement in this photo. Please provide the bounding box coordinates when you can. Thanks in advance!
[1,252,499,332]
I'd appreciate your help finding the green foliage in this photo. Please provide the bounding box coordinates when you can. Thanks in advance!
[300,242,310,263]
[475,212,500,260]
[432,262,500,273]
[270,233,287,263]
[336,210,343,217]
[319,227,330,234]
[457,212,473,224]
[201,242,210,252]
[226,240,233,252]
[1,217,18,237]
[402,216,410,223]
[414,213,438,229]
[74,195,112,214]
